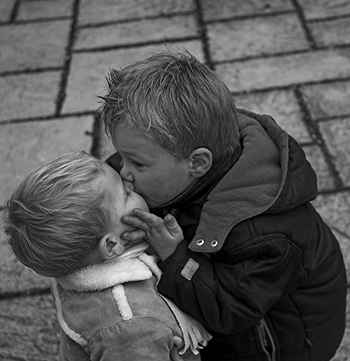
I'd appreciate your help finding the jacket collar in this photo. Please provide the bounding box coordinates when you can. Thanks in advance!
[187,110,288,253]
[57,243,160,292]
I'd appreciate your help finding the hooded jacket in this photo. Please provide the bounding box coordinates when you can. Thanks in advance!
[106,109,347,361]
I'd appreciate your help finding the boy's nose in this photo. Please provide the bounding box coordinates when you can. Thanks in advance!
[120,168,135,186]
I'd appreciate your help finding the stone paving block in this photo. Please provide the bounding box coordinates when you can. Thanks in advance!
[0,72,60,122]
[208,14,308,62]
[299,0,350,20]
[313,192,350,237]
[17,0,73,20]
[235,90,311,144]
[310,17,350,48]
[0,294,59,361]
[303,144,335,191]
[202,0,293,21]
[319,118,350,186]
[301,81,350,120]
[0,20,70,73]
[63,40,203,113]
[0,211,50,293]
[79,0,194,25]
[75,15,198,50]
[0,115,94,207]
[0,0,15,22]
[215,49,350,93]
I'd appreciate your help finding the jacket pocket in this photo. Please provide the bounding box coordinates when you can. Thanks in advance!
[256,318,279,361]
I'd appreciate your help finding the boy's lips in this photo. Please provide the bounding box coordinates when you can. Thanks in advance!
[123,179,135,192]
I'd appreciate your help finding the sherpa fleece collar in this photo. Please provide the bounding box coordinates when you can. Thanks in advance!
[57,243,159,292]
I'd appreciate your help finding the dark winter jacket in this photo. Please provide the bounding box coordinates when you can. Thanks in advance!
[107,109,347,361]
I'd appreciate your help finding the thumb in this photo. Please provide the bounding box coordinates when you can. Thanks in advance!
[164,214,183,236]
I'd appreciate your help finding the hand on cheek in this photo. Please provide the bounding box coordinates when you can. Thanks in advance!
[122,209,184,260]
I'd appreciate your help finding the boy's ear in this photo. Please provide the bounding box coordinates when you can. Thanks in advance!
[188,147,213,178]
[99,233,125,260]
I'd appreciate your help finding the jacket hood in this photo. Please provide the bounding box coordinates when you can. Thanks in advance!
[189,109,318,253]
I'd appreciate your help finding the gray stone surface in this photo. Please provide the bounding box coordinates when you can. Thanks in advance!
[0,211,50,293]
[0,115,94,207]
[0,294,59,361]
[303,144,335,191]
[310,17,350,47]
[0,72,60,121]
[202,0,293,21]
[63,41,203,113]
[235,89,311,143]
[79,0,194,25]
[1,0,350,358]
[319,118,350,186]
[0,0,15,22]
[0,20,70,72]
[17,0,73,20]
[215,49,350,92]
[300,0,350,20]
[313,192,350,237]
[208,14,308,61]
[301,81,350,119]
[75,15,198,50]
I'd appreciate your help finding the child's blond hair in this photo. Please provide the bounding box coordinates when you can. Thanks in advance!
[5,152,109,278]
[100,52,241,162]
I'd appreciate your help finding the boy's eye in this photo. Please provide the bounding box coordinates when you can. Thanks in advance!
[131,160,144,168]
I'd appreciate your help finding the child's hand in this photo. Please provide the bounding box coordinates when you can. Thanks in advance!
[121,209,184,260]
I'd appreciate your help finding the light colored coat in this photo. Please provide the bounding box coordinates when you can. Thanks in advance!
[52,245,211,361]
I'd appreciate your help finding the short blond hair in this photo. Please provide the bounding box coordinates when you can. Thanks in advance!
[5,152,109,278]
[100,52,241,162]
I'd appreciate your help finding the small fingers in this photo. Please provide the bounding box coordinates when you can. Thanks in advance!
[121,215,149,232]
[121,229,146,243]
[132,209,164,229]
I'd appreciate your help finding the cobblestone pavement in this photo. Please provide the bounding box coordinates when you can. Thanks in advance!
[0,0,350,360]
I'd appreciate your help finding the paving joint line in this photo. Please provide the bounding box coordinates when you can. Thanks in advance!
[230,76,350,96]
[5,16,72,25]
[317,113,350,122]
[194,0,214,69]
[0,111,95,126]
[0,67,62,78]
[291,0,317,49]
[55,0,80,116]
[307,13,350,23]
[295,86,344,189]
[9,0,21,23]
[0,287,50,301]
[318,186,350,195]
[73,36,201,53]
[77,10,196,29]
[213,44,350,66]
[204,9,296,24]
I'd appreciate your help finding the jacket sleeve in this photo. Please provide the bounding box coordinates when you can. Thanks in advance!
[89,316,179,361]
[59,330,89,361]
[157,233,305,335]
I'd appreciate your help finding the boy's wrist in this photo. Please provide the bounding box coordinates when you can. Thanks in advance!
[153,243,178,261]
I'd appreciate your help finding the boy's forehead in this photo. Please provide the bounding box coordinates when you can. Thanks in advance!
[113,126,165,158]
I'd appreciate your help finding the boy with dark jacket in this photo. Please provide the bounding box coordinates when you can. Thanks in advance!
[101,52,347,361]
